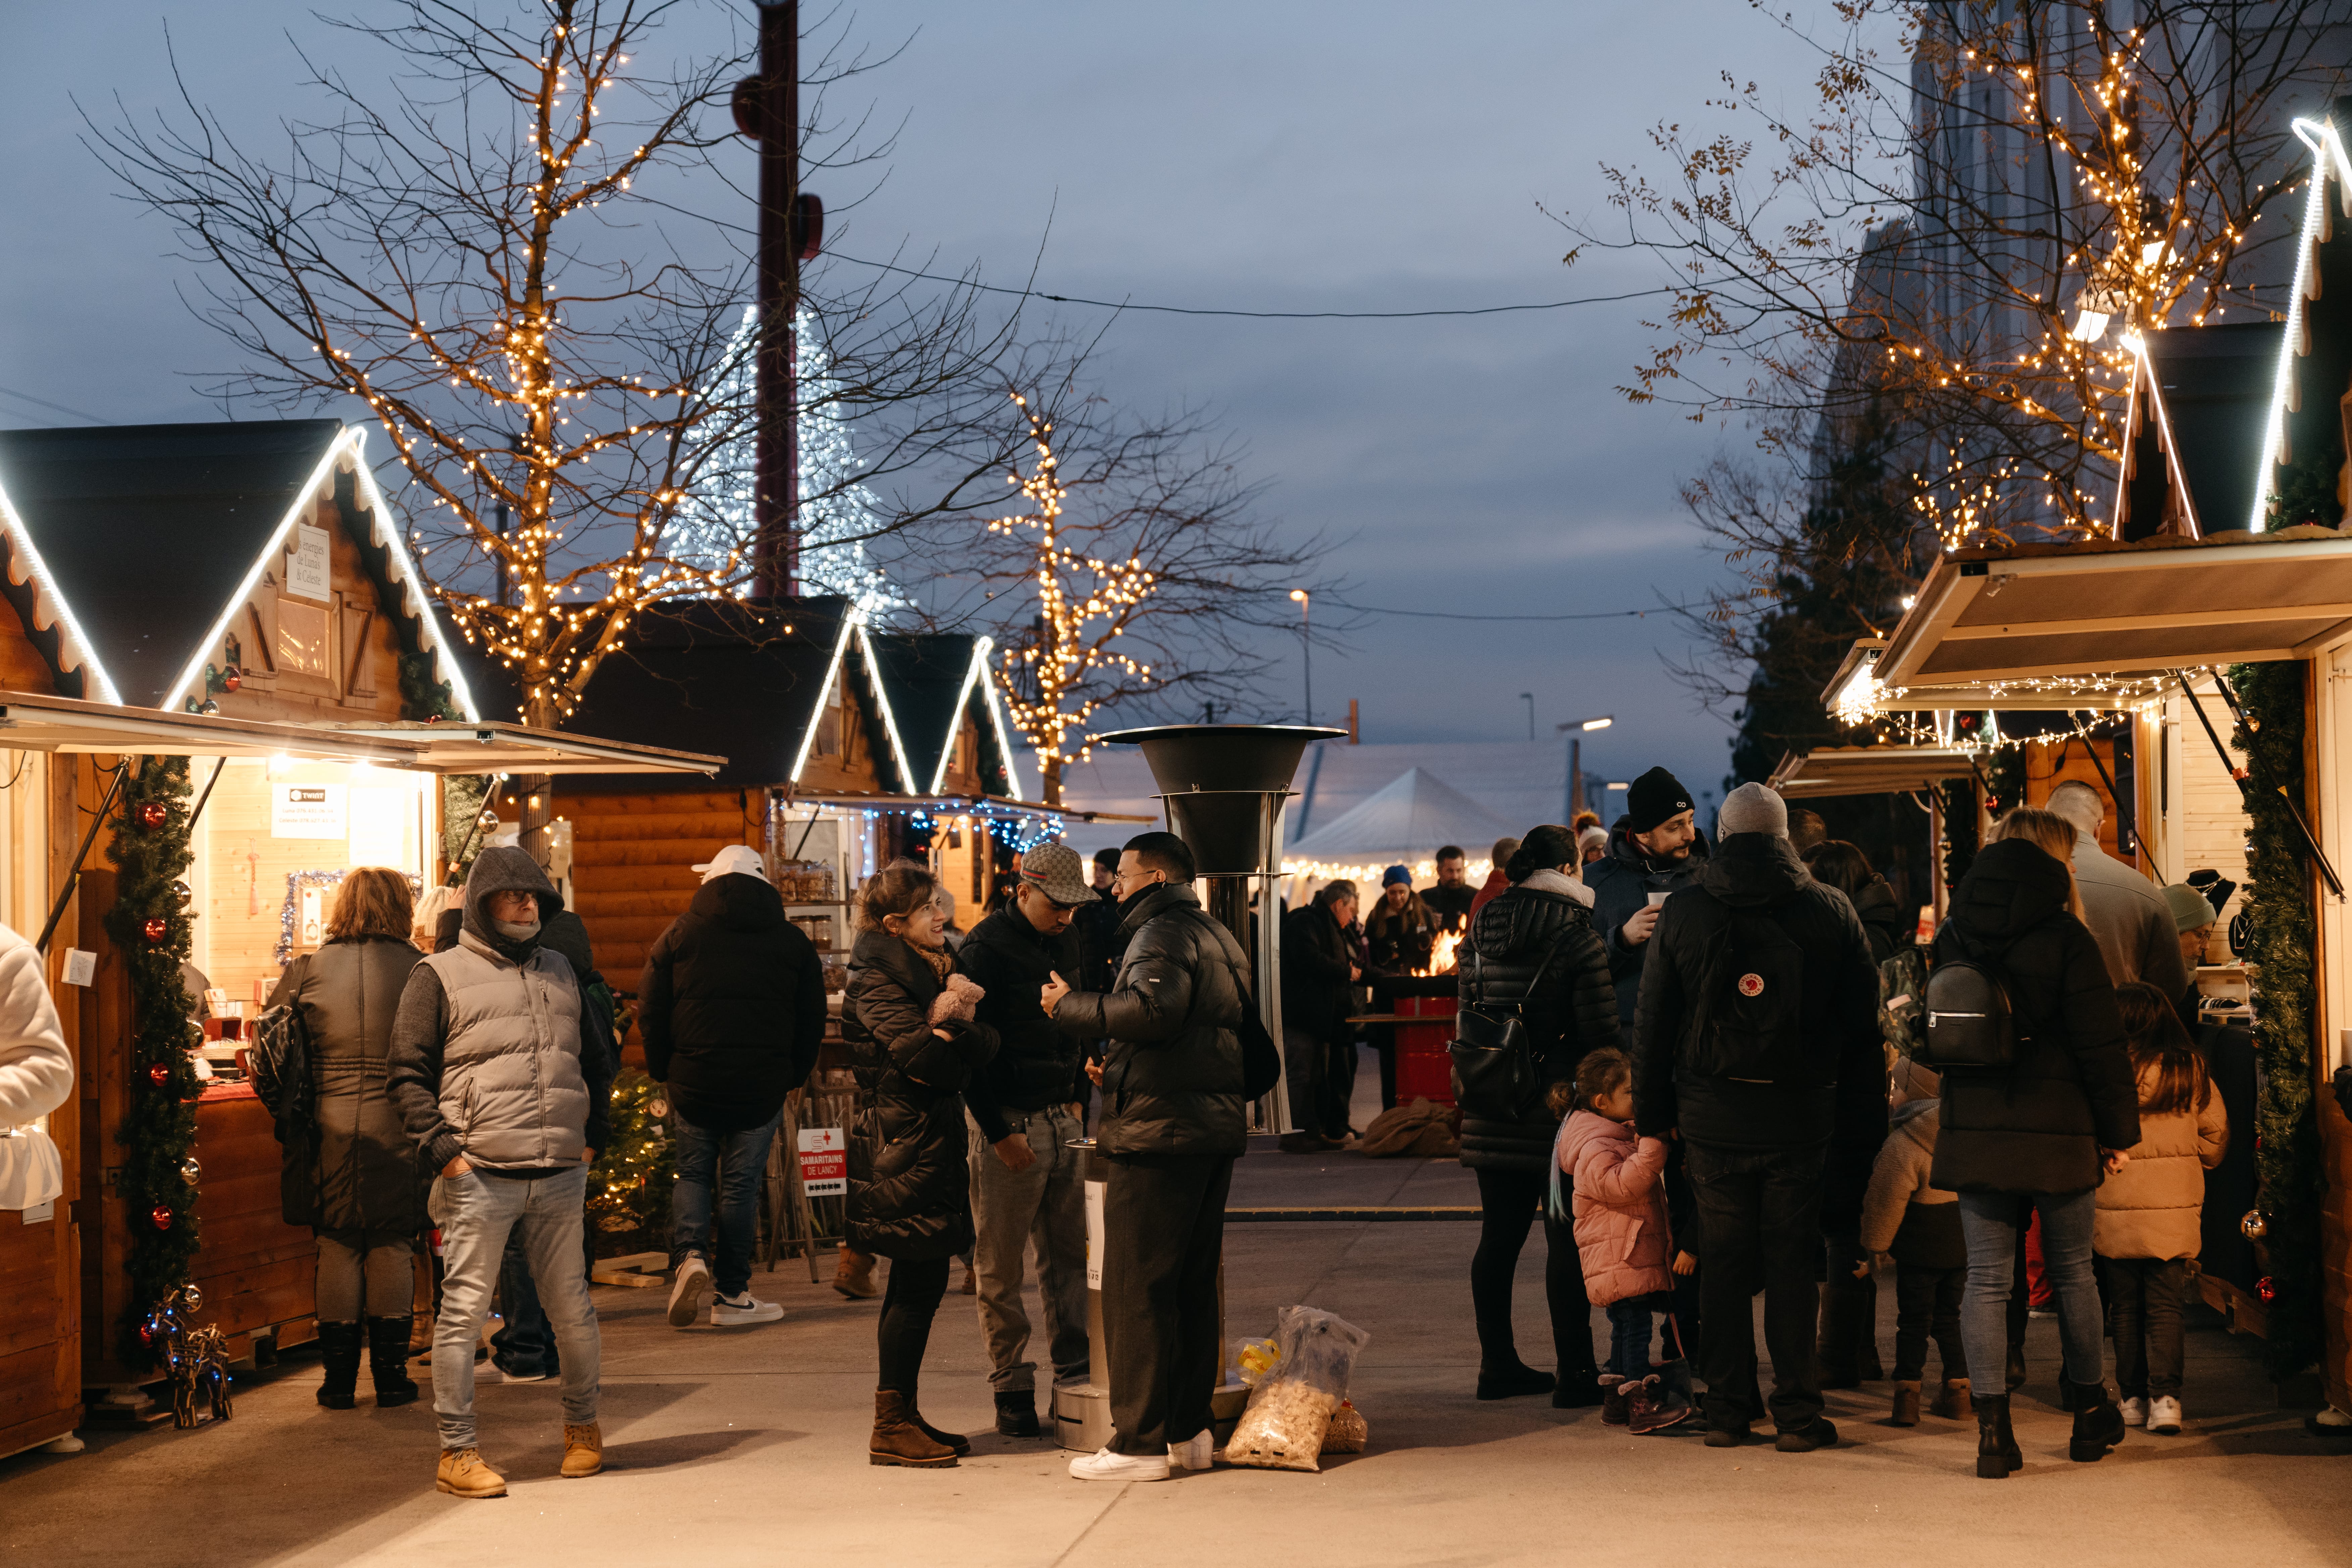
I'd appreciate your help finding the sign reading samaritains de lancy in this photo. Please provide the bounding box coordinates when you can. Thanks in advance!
[796,1127,846,1197]
[271,783,348,840]
[287,522,332,602]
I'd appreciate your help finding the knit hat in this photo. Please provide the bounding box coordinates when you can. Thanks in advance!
[1624,767,1695,833]
[1382,864,1413,888]
[693,844,769,883]
[2164,882,2218,933]
[1576,825,1608,856]
[1717,782,1790,838]
[1018,842,1094,906]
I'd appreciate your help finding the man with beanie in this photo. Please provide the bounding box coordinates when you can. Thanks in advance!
[1585,765,1708,1028]
[640,843,828,1331]
[1630,782,1885,1453]
[2163,882,2218,1024]
[954,841,1097,1437]
[1073,846,1126,993]
[388,847,614,1498]
[2046,781,2190,999]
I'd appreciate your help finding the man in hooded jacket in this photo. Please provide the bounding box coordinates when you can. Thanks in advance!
[1631,784,1885,1452]
[388,846,615,1500]
[1586,766,1709,1029]
[640,843,828,1331]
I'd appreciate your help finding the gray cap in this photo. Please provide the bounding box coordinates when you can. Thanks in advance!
[1019,841,1094,906]
[2163,882,2217,933]
[1718,781,1789,838]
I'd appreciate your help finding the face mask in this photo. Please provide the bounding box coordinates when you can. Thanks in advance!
[493,916,542,942]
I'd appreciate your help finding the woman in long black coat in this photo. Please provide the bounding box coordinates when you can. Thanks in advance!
[843,863,998,1468]
[265,866,424,1410]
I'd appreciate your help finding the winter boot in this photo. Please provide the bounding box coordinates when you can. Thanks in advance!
[560,1422,604,1478]
[436,1446,507,1499]
[833,1245,880,1300]
[366,1316,420,1407]
[1552,1366,1605,1409]
[995,1391,1042,1438]
[1599,1373,1630,1425]
[2065,1377,2125,1463]
[871,1390,957,1468]
[314,1321,363,1410]
[1475,1360,1555,1401]
[1627,1375,1692,1435]
[1930,1376,1972,1419]
[911,1407,971,1457]
[1891,1379,1922,1427]
[1814,1273,1868,1389]
[1972,1393,2022,1478]
[2005,1342,2026,1391]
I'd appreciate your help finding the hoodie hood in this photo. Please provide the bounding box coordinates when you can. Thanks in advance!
[1695,832,1811,909]
[1890,1094,1940,1153]
[691,871,788,931]
[461,845,560,966]
[1560,1107,1634,1163]
[1946,837,2071,946]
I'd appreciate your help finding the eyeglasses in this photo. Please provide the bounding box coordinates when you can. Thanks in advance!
[1111,868,1163,890]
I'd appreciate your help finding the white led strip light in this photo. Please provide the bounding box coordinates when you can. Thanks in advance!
[0,473,121,704]
[928,641,988,796]
[788,609,865,784]
[2249,114,2352,534]
[852,612,917,790]
[974,637,1029,803]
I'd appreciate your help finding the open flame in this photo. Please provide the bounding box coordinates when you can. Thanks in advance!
[1414,927,1463,977]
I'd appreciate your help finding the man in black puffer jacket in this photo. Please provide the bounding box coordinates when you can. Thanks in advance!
[639,845,827,1330]
[956,843,1097,1437]
[1632,784,1884,1453]
[1586,766,1710,1029]
[1045,832,1247,1482]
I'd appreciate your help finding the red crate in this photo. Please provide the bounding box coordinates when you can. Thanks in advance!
[1392,993,1458,1108]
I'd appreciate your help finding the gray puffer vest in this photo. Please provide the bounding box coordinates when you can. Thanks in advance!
[421,929,590,1170]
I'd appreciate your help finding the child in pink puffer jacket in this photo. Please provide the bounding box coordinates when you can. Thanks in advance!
[1555,1048,1679,1424]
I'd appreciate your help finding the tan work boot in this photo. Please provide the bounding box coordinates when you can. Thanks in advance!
[560,1422,604,1478]
[833,1244,880,1300]
[1891,1380,1922,1427]
[436,1447,508,1499]
[1931,1376,1973,1420]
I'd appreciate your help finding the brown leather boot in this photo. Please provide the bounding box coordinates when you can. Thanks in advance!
[1891,1380,1922,1427]
[871,1390,957,1468]
[436,1447,508,1499]
[560,1422,604,1478]
[834,1245,880,1300]
[1931,1376,1972,1419]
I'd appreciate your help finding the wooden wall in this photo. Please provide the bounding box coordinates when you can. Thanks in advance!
[2023,735,2127,858]
[561,786,765,1001]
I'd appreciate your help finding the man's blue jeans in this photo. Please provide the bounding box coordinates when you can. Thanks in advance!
[670,1110,781,1297]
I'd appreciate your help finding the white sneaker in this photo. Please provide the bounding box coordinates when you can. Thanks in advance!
[2148,1396,2183,1435]
[1168,1430,1217,1471]
[668,1254,710,1328]
[2120,1396,2150,1427]
[710,1291,783,1326]
[1068,1446,1171,1482]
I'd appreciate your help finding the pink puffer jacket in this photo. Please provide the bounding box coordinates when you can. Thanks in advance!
[1558,1110,1673,1307]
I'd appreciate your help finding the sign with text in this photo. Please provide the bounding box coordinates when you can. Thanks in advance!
[287,522,332,602]
[271,783,348,840]
[796,1126,846,1197]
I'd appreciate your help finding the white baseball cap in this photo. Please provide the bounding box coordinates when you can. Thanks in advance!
[693,844,769,883]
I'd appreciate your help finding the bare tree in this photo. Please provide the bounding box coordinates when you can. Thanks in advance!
[90,0,1029,729]
[1561,0,2352,543]
[899,380,1338,806]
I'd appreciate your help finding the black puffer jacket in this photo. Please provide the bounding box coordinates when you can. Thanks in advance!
[1586,818,1710,1027]
[1280,900,1355,1041]
[1929,838,2139,1197]
[842,931,999,1259]
[1851,877,1912,966]
[956,903,1089,1143]
[1052,883,1248,1158]
[637,873,828,1132]
[267,935,424,1233]
[1630,833,1885,1228]
[1456,880,1620,1175]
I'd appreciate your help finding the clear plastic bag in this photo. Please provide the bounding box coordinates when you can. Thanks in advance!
[1323,1400,1367,1454]
[1223,1306,1372,1472]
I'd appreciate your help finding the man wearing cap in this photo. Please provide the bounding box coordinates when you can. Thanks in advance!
[954,841,1097,1437]
[638,844,828,1330]
[1586,765,1710,1028]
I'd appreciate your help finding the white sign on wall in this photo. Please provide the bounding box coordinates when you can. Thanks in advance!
[271,783,348,840]
[287,522,331,602]
[347,787,406,869]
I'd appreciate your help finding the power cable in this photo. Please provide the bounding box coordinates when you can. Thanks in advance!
[1325,596,1718,623]
[0,384,111,426]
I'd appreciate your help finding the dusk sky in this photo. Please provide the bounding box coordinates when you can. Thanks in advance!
[0,2,1857,813]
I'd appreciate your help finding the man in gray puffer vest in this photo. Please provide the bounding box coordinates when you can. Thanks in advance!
[388,847,614,1500]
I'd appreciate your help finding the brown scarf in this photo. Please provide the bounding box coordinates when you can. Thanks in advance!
[907,938,956,986]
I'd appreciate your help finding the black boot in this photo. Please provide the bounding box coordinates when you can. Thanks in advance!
[1476,1361,1556,1400]
[1814,1273,1867,1389]
[2005,1341,2026,1391]
[910,1407,972,1456]
[2065,1377,2124,1462]
[314,1321,363,1410]
[1972,1393,2022,1478]
[1552,1366,1605,1409]
[366,1317,420,1407]
[994,1390,1041,1438]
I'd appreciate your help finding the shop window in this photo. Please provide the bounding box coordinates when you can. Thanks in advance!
[276,599,332,679]
[815,686,842,757]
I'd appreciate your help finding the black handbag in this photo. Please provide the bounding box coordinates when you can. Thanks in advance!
[1449,943,1558,1121]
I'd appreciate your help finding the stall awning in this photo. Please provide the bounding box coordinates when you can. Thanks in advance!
[325,721,723,776]
[0,691,423,764]
[784,789,1154,823]
[1766,745,1979,800]
[1871,526,2352,691]
[1823,639,2175,715]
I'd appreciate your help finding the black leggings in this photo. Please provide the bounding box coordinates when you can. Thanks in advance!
[1469,1165,1595,1375]
[877,1256,953,1397]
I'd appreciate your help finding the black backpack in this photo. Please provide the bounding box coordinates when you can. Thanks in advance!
[1920,934,2019,1071]
[1686,904,1814,1085]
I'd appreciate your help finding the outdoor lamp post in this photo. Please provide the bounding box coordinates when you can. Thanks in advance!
[1289,589,1312,724]
[1556,715,1613,820]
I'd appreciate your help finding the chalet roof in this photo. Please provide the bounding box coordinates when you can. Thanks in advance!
[2255,101,2352,532]
[2117,323,2282,540]
[861,630,1024,799]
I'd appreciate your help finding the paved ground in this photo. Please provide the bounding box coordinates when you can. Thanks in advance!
[5,1055,2347,1566]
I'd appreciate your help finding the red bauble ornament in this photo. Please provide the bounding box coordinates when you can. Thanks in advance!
[142,916,169,945]
[2258,1276,2277,1303]
[221,667,241,692]
[136,801,168,830]
[150,1206,174,1231]
[147,1062,170,1087]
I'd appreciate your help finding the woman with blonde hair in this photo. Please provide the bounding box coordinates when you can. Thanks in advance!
[267,867,425,1411]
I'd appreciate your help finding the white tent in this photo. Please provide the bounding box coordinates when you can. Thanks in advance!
[1285,766,1520,883]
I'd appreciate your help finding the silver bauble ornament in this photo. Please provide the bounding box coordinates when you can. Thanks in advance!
[2242,1209,2268,1242]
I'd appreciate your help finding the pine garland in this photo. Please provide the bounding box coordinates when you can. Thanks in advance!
[2227,659,2322,1377]
[1940,777,1979,890]
[103,756,201,1369]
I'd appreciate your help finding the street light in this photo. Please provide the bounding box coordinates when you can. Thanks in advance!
[1554,716,1614,819]
[1289,590,1312,723]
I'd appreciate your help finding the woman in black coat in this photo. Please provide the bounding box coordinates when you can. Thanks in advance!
[843,863,998,1468]
[1456,824,1620,1405]
[264,867,424,1411]
[1930,819,2140,1477]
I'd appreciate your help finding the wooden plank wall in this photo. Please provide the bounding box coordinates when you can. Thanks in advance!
[559,785,764,1003]
[185,1091,317,1360]
[2024,735,2126,857]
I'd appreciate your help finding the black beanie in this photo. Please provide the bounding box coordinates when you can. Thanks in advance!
[1624,766,1694,834]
